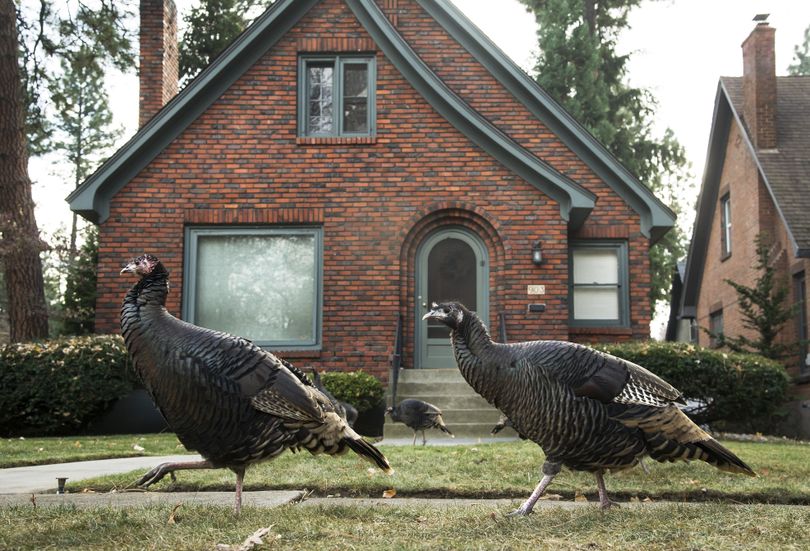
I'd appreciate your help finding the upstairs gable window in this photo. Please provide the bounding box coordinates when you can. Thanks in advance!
[720,193,732,258]
[299,56,375,137]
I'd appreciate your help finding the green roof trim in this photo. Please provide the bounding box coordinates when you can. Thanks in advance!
[67,0,320,223]
[416,0,675,241]
[346,0,594,226]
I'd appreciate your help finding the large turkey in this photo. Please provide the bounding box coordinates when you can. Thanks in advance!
[120,254,391,513]
[423,302,754,515]
[386,399,454,445]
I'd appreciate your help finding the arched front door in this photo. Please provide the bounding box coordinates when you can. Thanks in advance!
[416,228,488,368]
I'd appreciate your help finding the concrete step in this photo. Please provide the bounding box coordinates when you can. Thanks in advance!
[394,381,479,396]
[392,393,491,410]
[395,368,465,383]
[383,421,518,440]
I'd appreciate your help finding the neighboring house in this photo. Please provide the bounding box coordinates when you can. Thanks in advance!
[678,18,810,434]
[68,0,674,386]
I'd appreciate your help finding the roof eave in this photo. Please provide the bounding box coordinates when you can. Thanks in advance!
[417,0,675,242]
[67,0,320,223]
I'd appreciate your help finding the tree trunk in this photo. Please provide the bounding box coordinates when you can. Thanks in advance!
[0,0,49,341]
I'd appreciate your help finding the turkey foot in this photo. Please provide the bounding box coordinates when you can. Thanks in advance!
[136,460,214,488]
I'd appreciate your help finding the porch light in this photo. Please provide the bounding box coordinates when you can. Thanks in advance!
[532,240,543,265]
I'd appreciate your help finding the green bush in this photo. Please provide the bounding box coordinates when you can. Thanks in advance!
[319,371,385,413]
[0,335,135,436]
[594,341,790,432]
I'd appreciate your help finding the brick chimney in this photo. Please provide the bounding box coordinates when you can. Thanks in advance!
[139,0,179,127]
[741,18,777,150]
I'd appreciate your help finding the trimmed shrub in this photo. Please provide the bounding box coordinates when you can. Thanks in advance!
[0,335,135,436]
[594,341,790,432]
[319,370,385,413]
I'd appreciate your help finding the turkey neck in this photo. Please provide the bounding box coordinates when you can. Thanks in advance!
[450,312,504,398]
[121,267,170,384]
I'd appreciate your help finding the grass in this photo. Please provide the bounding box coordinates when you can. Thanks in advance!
[37,436,810,505]
[0,501,808,550]
[2,434,810,549]
[0,433,185,468]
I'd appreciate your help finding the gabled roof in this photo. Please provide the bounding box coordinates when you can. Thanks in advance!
[68,0,674,239]
[680,76,810,318]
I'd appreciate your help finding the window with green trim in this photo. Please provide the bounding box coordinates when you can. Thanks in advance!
[569,241,629,326]
[183,227,322,349]
[299,55,375,137]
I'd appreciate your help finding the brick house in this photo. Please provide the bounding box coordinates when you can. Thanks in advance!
[68,0,674,387]
[678,19,810,433]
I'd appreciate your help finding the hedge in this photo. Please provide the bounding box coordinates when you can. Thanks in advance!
[0,335,135,436]
[318,370,385,413]
[594,341,790,432]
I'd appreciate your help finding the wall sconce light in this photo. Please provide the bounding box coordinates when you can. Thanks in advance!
[532,240,543,265]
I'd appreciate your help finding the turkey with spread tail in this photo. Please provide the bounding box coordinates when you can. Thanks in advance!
[120,254,391,514]
[423,301,754,515]
[386,399,454,445]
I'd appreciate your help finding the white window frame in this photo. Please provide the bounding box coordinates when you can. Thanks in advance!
[569,241,629,327]
[183,226,323,350]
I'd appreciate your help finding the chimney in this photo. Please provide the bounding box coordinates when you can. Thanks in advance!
[139,0,179,127]
[741,16,777,150]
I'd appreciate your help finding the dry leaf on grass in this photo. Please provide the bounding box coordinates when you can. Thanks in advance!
[215,527,278,551]
[167,503,182,525]
[574,492,588,502]
[539,493,562,501]
[382,488,397,499]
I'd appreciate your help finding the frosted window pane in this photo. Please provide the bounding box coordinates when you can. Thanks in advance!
[573,249,618,284]
[195,234,316,343]
[574,288,619,320]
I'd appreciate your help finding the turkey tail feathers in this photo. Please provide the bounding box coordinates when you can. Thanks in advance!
[343,436,393,474]
[694,439,756,477]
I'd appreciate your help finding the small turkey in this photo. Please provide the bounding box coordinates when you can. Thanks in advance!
[423,302,754,515]
[386,398,455,445]
[308,367,359,428]
[120,254,391,513]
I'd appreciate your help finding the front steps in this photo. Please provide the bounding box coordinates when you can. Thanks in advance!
[384,368,517,441]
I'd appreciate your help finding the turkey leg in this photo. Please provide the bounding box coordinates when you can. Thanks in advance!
[507,461,561,516]
[594,470,619,509]
[136,459,215,487]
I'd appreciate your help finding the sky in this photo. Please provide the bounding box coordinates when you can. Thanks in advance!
[27,0,810,334]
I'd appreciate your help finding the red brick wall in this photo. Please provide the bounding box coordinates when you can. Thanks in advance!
[139,0,179,127]
[741,23,777,150]
[101,0,652,381]
[696,121,810,399]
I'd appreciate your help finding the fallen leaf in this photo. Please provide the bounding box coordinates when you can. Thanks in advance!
[642,497,653,503]
[629,496,640,503]
[167,503,182,525]
[382,488,397,499]
[539,493,562,501]
[132,444,145,452]
[574,492,588,502]
[216,527,277,551]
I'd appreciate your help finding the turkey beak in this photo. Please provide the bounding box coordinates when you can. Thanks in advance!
[120,262,137,275]
[422,307,441,321]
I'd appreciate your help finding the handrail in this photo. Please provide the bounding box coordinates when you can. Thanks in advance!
[498,311,508,344]
[389,312,403,406]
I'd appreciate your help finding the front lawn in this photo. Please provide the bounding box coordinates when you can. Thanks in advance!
[33,435,810,505]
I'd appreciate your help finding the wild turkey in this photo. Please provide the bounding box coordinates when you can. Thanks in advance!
[423,302,754,515]
[120,254,391,513]
[308,367,359,428]
[386,399,454,445]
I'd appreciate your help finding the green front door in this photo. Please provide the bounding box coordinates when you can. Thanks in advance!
[416,228,488,368]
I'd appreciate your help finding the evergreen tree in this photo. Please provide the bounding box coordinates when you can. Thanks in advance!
[63,225,98,335]
[49,45,121,258]
[720,235,798,360]
[788,24,810,75]
[519,0,690,311]
[179,0,274,82]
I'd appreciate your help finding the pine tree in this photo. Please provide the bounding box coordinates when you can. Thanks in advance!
[788,24,810,75]
[519,0,690,311]
[49,45,121,258]
[63,225,98,335]
[179,0,274,82]
[720,235,798,360]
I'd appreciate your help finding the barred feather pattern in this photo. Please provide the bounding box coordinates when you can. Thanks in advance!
[121,266,390,473]
[389,399,454,436]
[448,305,754,476]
